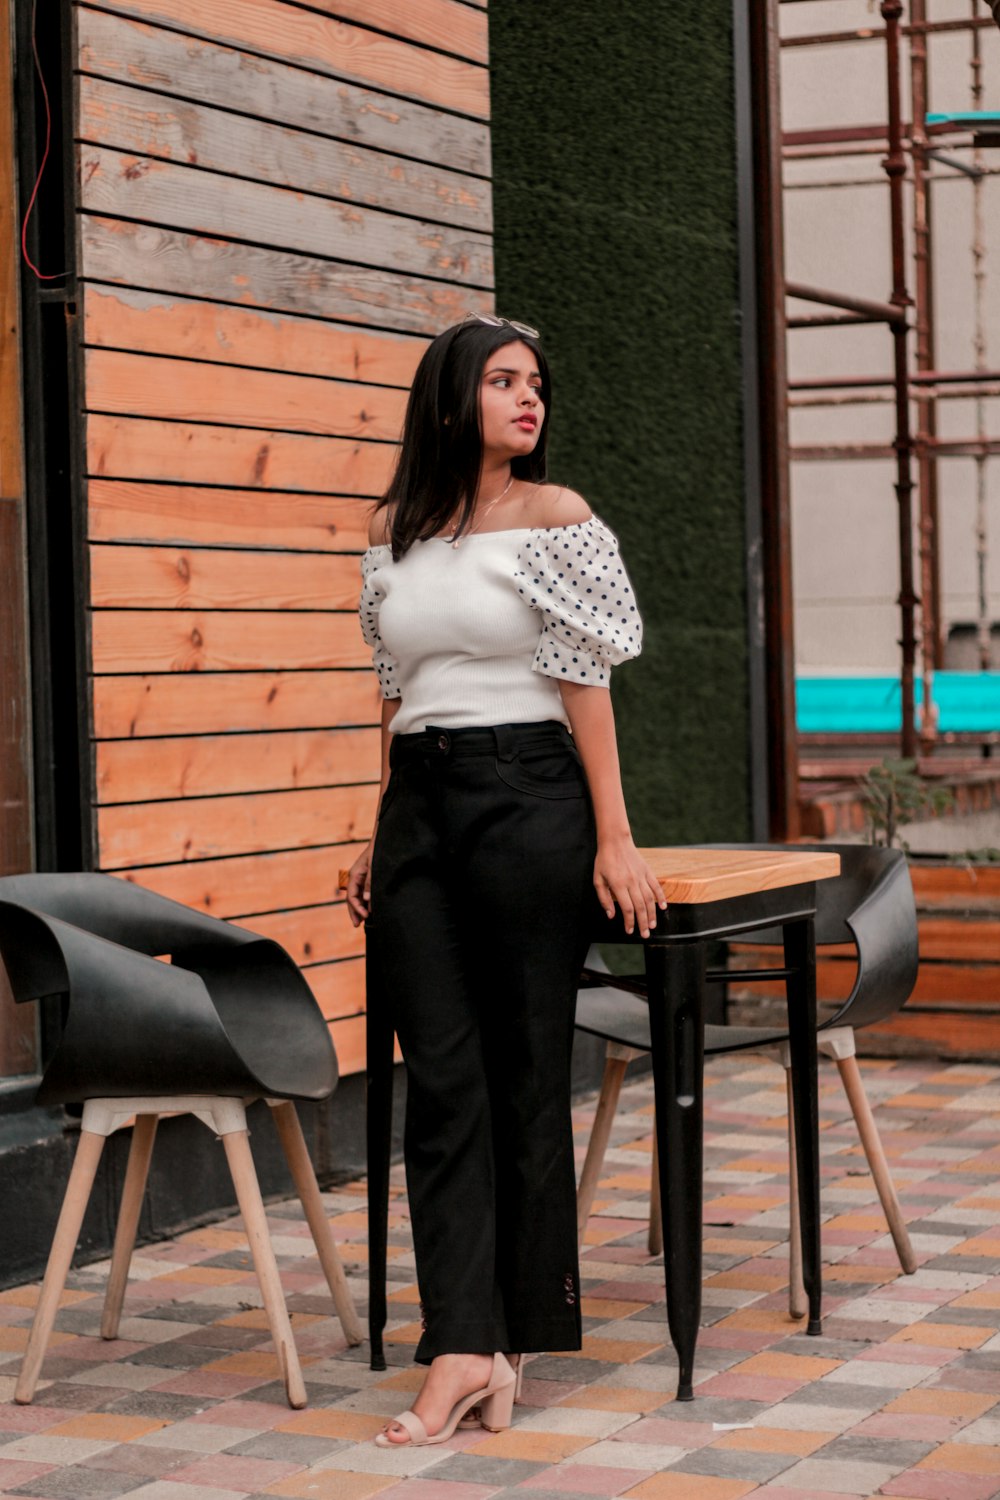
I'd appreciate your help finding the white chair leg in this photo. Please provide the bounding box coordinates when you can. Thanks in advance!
[835,1048,916,1274]
[222,1126,307,1409]
[102,1114,159,1339]
[577,1045,636,1236]
[16,1130,107,1403]
[268,1100,363,1347]
[785,1069,808,1320]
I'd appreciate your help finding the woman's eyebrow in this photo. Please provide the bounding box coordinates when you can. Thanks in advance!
[485,366,542,379]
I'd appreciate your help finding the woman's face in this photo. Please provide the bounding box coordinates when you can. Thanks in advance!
[478,341,545,460]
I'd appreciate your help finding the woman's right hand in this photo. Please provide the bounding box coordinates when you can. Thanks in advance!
[346,842,374,926]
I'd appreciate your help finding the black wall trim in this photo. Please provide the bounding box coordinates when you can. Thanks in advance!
[733,0,771,844]
[14,0,91,881]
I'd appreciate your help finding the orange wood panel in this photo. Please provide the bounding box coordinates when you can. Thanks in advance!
[329,1013,401,1078]
[870,1012,1000,1057]
[908,965,1000,1006]
[99,0,490,117]
[83,287,426,387]
[78,147,493,287]
[305,957,364,1022]
[308,0,488,64]
[91,610,368,674]
[90,544,361,611]
[732,956,1000,1007]
[638,847,841,904]
[97,782,378,868]
[85,349,407,441]
[96,726,380,803]
[80,215,494,333]
[241,902,365,967]
[87,415,396,494]
[734,917,1000,964]
[88,482,371,553]
[78,8,489,176]
[78,76,491,232]
[120,841,367,915]
[910,864,1000,910]
[916,918,1000,962]
[92,670,381,738]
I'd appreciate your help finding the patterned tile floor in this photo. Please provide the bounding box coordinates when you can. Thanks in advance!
[2,1055,1000,1500]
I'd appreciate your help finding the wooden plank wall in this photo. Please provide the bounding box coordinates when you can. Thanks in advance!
[74,0,492,1075]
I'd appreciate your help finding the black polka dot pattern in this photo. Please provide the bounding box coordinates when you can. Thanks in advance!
[359,544,401,700]
[514,517,643,685]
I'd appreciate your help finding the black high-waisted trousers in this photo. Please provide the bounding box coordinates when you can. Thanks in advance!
[365,720,598,1364]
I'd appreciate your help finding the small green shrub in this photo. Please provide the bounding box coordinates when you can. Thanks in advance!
[859,758,954,851]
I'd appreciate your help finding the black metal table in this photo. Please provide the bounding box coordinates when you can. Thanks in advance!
[365,846,839,1400]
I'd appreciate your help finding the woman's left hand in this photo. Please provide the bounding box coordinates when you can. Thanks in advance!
[594,835,667,937]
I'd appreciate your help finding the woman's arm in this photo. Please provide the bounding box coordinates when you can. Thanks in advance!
[346,696,400,925]
[559,681,665,938]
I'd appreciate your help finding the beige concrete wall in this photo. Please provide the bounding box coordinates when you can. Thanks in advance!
[781,0,1000,673]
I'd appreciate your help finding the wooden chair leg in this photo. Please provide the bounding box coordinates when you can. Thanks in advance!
[577,1049,632,1236]
[648,1128,664,1256]
[269,1100,363,1347]
[785,1069,808,1320]
[102,1114,159,1340]
[16,1130,107,1404]
[222,1128,307,1409]
[836,1052,917,1274]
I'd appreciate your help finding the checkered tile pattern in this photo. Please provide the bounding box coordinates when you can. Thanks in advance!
[2,1056,1000,1499]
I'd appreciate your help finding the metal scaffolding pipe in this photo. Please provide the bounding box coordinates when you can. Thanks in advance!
[882,0,919,756]
[786,280,906,323]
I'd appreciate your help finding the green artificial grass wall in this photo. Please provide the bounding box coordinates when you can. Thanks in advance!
[489,3,752,845]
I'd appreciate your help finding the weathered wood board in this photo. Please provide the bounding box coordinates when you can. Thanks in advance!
[78,7,490,175]
[83,287,428,387]
[96,0,490,117]
[78,74,492,231]
[81,216,491,331]
[88,481,373,553]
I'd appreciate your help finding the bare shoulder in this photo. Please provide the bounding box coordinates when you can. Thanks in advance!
[367,505,392,547]
[522,482,593,530]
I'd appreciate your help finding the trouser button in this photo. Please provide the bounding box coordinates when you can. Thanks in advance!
[437,733,449,751]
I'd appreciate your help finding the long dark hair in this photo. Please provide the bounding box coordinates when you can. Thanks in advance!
[378,318,551,558]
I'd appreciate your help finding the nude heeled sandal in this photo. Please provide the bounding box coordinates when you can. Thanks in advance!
[459,1351,525,1428]
[374,1353,516,1447]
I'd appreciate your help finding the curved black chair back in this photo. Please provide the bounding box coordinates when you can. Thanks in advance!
[576,843,919,1049]
[0,873,337,1106]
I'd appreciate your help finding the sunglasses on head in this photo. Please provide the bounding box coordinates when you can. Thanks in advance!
[461,312,541,340]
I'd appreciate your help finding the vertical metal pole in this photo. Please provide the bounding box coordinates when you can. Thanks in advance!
[909,0,943,741]
[969,3,992,672]
[755,0,800,838]
[881,1,918,760]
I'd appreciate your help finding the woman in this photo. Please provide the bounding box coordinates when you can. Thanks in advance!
[346,313,663,1447]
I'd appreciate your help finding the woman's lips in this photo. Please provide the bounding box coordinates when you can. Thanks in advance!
[515,416,537,430]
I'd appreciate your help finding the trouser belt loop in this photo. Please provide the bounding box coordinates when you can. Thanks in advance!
[493,724,517,762]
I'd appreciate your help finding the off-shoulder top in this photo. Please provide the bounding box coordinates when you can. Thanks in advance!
[359,517,642,735]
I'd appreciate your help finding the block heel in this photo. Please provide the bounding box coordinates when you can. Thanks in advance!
[479,1374,516,1432]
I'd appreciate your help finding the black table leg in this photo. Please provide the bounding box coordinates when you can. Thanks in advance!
[783,913,823,1335]
[644,937,707,1401]
[365,1003,395,1370]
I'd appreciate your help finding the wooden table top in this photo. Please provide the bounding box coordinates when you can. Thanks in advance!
[339,847,840,904]
[637,847,841,904]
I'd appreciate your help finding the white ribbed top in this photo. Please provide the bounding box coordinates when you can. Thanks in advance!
[359,518,642,736]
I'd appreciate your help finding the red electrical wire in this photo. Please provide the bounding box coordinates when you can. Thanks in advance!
[20,0,67,281]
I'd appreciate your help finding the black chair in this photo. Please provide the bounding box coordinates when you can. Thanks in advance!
[574,844,920,1315]
[0,873,362,1409]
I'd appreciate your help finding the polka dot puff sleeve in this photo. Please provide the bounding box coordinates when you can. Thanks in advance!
[514,517,643,686]
[359,546,401,700]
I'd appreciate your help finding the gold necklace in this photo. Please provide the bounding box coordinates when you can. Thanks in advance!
[447,473,514,548]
